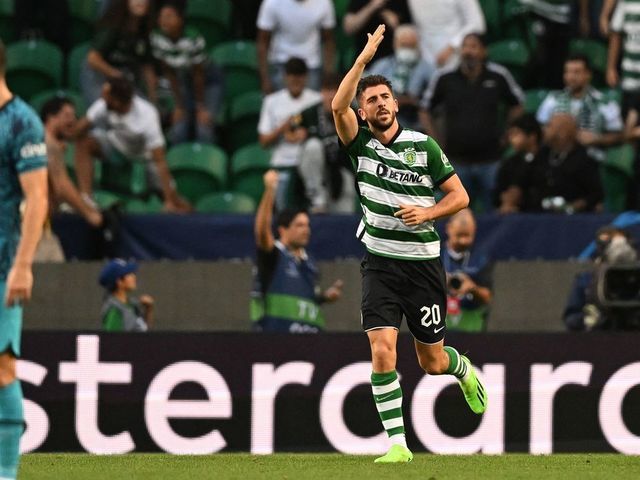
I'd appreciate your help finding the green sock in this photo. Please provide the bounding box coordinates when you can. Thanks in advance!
[371,370,406,446]
[0,380,23,480]
[444,346,468,379]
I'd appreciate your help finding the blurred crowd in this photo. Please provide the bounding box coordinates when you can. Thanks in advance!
[3,0,638,221]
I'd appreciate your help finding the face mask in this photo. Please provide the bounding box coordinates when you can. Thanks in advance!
[395,48,419,65]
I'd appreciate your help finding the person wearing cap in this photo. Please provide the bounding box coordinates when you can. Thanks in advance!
[98,259,154,332]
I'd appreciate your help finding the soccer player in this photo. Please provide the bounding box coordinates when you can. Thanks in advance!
[331,25,487,463]
[0,40,49,479]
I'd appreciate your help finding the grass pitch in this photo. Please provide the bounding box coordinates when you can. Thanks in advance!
[20,453,640,479]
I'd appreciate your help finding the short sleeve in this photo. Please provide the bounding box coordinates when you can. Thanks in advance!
[342,128,371,171]
[536,93,556,125]
[258,94,277,135]
[13,109,47,174]
[601,100,624,132]
[144,107,165,151]
[320,0,336,29]
[257,0,277,30]
[103,306,124,331]
[86,98,108,125]
[424,136,455,185]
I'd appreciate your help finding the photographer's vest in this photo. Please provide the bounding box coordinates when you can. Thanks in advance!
[250,241,325,332]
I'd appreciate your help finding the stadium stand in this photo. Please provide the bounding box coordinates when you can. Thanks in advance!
[226,89,263,152]
[5,39,63,99]
[186,0,232,49]
[67,0,100,45]
[195,191,256,213]
[0,0,14,43]
[230,142,271,205]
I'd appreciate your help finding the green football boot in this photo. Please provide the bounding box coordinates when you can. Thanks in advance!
[374,444,413,463]
[458,355,488,414]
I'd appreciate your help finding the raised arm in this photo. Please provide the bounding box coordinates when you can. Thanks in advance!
[332,24,386,145]
[254,169,279,251]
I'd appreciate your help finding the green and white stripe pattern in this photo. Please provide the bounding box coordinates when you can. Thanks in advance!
[346,127,454,261]
[151,26,207,70]
[444,346,469,379]
[611,0,640,91]
[519,0,571,24]
[371,371,406,443]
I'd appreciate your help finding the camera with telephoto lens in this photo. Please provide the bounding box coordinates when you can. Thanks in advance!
[448,272,464,290]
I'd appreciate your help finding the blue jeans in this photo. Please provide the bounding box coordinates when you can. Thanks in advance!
[453,160,500,213]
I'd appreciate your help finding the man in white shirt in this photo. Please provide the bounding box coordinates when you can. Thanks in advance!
[407,0,485,68]
[258,58,323,209]
[73,77,191,213]
[257,0,336,93]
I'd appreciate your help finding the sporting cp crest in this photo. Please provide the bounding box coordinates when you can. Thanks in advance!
[403,147,416,166]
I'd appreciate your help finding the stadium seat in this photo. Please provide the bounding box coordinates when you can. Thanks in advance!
[226,90,263,152]
[99,161,148,198]
[0,0,15,43]
[524,89,548,113]
[186,0,231,48]
[92,190,125,210]
[230,143,271,204]
[479,0,502,42]
[68,42,90,92]
[68,0,100,45]
[167,142,228,203]
[125,195,164,214]
[210,40,260,103]
[487,39,530,84]
[5,40,63,99]
[601,143,634,212]
[29,89,87,117]
[569,38,608,87]
[195,191,256,214]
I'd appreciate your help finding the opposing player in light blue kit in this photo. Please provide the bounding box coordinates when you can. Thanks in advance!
[332,25,487,463]
[0,40,49,479]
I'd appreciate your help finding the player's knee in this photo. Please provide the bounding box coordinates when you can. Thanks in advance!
[0,357,17,387]
[370,341,396,368]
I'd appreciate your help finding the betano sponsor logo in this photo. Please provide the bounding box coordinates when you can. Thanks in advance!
[19,142,47,159]
[376,164,423,183]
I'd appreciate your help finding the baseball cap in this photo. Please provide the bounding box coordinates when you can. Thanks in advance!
[98,258,138,291]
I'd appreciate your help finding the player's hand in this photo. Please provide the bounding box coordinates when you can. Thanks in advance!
[4,264,33,307]
[283,127,308,144]
[140,294,154,308]
[394,204,432,226]
[323,279,344,303]
[356,24,385,66]
[264,169,279,191]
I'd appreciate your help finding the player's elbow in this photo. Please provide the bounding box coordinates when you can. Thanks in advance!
[459,189,470,209]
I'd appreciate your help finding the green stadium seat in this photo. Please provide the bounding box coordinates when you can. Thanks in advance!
[68,0,100,45]
[230,143,271,204]
[99,161,148,197]
[227,90,263,152]
[167,142,228,203]
[93,190,125,210]
[186,0,231,48]
[333,0,350,20]
[524,89,548,113]
[68,42,90,92]
[479,0,502,42]
[5,40,63,99]
[195,191,256,214]
[125,195,164,214]
[601,143,634,213]
[0,0,15,43]
[569,38,608,87]
[29,89,87,117]
[487,39,530,84]
[210,40,260,102]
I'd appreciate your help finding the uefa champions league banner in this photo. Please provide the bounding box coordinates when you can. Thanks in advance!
[16,332,640,454]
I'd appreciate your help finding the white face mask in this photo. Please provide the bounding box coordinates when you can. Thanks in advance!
[395,47,419,65]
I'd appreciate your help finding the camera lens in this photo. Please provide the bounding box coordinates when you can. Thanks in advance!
[449,275,462,290]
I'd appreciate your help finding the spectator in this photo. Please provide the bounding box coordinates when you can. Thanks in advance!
[420,32,524,213]
[368,24,435,130]
[256,0,336,93]
[519,0,589,89]
[343,0,412,60]
[41,97,103,228]
[442,209,492,332]
[257,58,322,210]
[251,170,343,333]
[298,73,356,213]
[74,77,192,213]
[151,2,223,144]
[522,112,603,213]
[607,0,640,116]
[99,258,155,332]
[564,226,640,331]
[494,113,542,213]
[14,0,70,53]
[537,53,623,163]
[407,0,485,68]
[81,0,157,105]
[622,97,640,208]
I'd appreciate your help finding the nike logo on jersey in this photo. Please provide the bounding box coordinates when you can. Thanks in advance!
[434,325,445,334]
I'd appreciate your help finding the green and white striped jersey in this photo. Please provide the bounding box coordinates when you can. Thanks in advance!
[345,126,455,261]
[150,26,207,71]
[611,0,640,92]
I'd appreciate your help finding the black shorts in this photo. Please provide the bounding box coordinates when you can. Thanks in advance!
[360,251,447,344]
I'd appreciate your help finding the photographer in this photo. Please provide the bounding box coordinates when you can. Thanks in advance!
[442,209,492,332]
[564,226,640,331]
